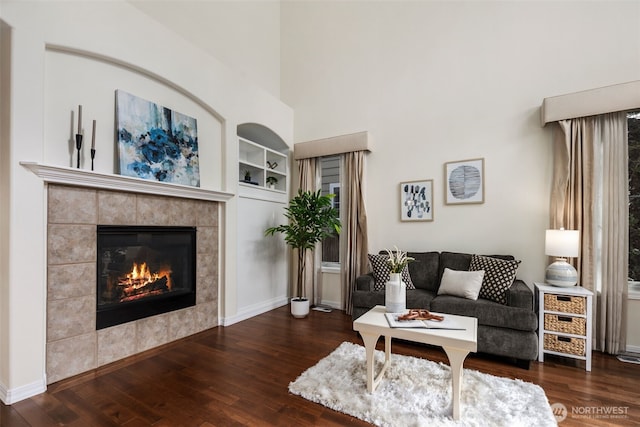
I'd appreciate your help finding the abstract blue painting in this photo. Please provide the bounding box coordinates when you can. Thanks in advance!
[116,90,200,187]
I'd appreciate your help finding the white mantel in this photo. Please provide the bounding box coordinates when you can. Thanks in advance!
[21,162,234,202]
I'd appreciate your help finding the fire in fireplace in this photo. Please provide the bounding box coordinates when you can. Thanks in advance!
[96,225,196,330]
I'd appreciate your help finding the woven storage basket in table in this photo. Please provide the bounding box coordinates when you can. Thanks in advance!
[544,294,586,314]
[544,314,587,335]
[544,333,586,356]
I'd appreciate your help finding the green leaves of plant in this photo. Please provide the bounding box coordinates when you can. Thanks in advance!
[265,189,341,250]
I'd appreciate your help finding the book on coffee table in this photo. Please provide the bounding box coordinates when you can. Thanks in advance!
[384,312,465,330]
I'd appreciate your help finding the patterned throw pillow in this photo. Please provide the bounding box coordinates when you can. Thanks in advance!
[469,254,521,304]
[368,254,415,291]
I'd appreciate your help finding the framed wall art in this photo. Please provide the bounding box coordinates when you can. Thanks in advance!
[116,90,200,187]
[400,180,433,221]
[444,158,484,205]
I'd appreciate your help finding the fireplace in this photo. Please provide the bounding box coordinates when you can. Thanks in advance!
[96,225,197,330]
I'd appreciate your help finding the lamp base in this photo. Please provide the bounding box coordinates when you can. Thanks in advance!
[545,258,578,287]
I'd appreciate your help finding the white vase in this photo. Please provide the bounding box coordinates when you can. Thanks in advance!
[291,297,310,318]
[385,273,406,313]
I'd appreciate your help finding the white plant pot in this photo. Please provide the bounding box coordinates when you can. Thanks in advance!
[268,184,275,189]
[291,298,310,318]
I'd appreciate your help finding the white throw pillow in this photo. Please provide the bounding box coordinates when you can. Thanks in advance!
[437,268,485,300]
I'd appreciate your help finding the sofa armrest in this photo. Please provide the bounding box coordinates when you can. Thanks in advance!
[356,273,375,292]
[507,279,534,310]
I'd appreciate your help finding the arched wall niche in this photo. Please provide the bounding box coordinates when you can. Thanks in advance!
[237,122,289,153]
[44,44,225,190]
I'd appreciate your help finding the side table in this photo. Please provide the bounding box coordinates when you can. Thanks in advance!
[535,282,593,371]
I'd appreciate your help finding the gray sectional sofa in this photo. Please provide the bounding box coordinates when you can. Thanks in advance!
[352,251,538,368]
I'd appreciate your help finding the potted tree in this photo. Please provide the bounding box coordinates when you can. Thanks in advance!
[265,189,341,318]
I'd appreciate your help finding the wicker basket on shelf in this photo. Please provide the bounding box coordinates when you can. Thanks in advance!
[544,294,586,314]
[544,314,587,335]
[544,333,586,356]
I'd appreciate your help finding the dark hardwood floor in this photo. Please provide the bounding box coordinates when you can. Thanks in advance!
[1,306,639,426]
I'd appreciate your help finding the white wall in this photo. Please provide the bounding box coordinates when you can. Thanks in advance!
[235,196,288,320]
[0,0,291,403]
[281,1,640,287]
[128,0,281,98]
[627,298,640,351]
[0,19,11,399]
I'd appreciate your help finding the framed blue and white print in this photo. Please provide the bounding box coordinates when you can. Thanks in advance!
[445,158,484,205]
[400,179,433,221]
[116,90,200,187]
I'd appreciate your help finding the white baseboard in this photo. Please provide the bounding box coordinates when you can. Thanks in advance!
[626,344,640,354]
[222,296,288,326]
[0,377,47,405]
[318,299,342,310]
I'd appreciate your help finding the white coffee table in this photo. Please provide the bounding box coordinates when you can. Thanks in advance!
[353,305,477,420]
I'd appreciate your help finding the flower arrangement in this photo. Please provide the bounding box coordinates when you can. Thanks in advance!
[385,245,415,273]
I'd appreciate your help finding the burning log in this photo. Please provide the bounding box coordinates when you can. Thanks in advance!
[109,262,173,303]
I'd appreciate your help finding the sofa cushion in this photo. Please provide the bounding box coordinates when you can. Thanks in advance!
[430,295,538,332]
[438,252,473,279]
[438,268,484,300]
[406,289,438,310]
[351,289,436,316]
[368,254,415,291]
[469,255,521,304]
[407,252,440,291]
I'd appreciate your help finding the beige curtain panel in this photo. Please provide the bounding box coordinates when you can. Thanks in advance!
[551,112,628,354]
[342,151,369,315]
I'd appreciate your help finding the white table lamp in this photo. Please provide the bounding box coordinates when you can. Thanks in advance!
[545,228,580,287]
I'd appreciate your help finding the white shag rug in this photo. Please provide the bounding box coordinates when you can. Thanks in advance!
[289,342,556,427]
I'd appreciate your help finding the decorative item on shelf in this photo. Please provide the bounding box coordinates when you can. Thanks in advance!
[265,190,341,318]
[90,119,96,171]
[242,170,258,185]
[266,176,278,189]
[545,228,580,287]
[384,246,414,312]
[267,160,278,170]
[75,104,83,169]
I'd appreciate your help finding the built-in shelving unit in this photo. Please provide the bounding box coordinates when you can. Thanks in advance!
[239,137,287,193]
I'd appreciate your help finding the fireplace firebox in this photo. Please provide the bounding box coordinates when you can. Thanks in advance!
[96,225,196,330]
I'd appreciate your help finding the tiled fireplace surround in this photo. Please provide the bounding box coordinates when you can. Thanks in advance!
[46,184,219,384]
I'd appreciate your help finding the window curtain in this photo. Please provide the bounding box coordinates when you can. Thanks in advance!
[551,112,628,354]
[342,151,369,315]
[297,158,318,302]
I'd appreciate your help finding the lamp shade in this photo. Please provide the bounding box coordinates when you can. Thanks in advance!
[545,228,579,287]
[545,229,579,258]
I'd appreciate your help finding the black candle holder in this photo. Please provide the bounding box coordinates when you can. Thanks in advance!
[91,148,96,171]
[75,134,83,169]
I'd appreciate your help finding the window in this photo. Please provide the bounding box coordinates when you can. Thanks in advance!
[628,111,640,298]
[321,156,341,268]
